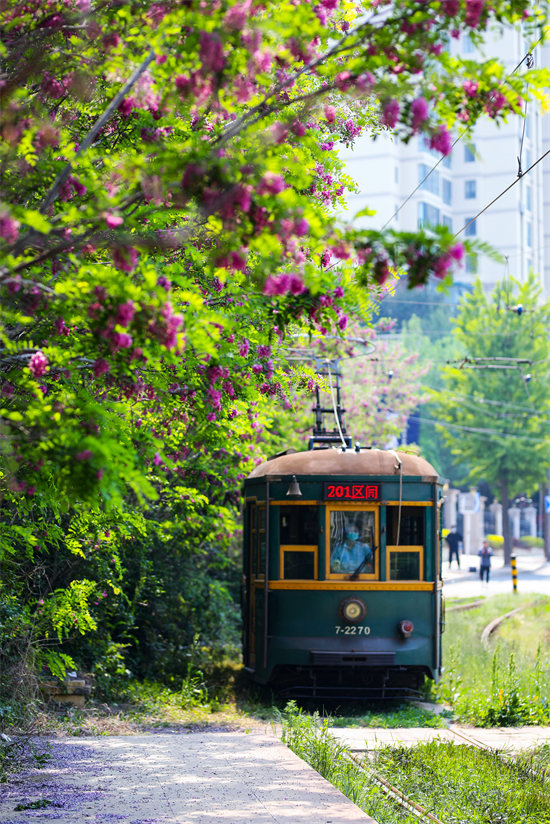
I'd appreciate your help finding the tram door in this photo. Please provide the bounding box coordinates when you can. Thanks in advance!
[248,503,266,670]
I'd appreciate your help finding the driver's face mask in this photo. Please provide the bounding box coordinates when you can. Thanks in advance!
[347,531,359,541]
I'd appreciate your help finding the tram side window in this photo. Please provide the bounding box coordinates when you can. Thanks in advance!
[387,506,425,545]
[283,552,315,580]
[390,551,421,580]
[280,506,318,544]
[280,505,318,580]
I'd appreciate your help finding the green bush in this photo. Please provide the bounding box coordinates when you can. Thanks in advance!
[520,536,544,549]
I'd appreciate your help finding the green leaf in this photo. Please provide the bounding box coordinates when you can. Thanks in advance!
[22,211,51,235]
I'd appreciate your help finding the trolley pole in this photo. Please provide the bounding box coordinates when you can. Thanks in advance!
[511,554,518,593]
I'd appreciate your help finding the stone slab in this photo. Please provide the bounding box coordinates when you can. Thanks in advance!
[329,726,550,751]
[0,732,377,824]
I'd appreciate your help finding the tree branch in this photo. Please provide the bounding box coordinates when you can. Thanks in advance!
[39,50,156,214]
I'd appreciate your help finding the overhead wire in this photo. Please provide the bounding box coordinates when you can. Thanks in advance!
[326,360,348,449]
[453,146,550,238]
[404,414,550,443]
[380,42,542,231]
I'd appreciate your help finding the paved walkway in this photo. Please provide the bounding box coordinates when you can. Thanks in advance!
[0,732,376,824]
[442,552,549,597]
[329,725,550,752]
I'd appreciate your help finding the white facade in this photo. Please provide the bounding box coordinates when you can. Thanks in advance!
[340,29,550,298]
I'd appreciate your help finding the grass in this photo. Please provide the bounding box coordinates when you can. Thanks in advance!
[327,703,447,728]
[373,740,550,824]
[280,702,550,824]
[435,592,550,726]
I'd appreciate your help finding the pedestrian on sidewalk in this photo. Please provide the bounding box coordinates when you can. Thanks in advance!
[447,525,463,569]
[478,539,493,586]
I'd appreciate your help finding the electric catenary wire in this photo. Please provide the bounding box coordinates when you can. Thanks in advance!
[326,360,348,450]
[381,43,541,231]
[453,146,550,238]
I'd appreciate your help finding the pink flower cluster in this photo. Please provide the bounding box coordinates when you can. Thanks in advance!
[411,97,429,131]
[263,273,307,296]
[0,212,20,244]
[112,246,139,272]
[381,100,400,129]
[59,175,87,201]
[28,351,48,378]
[429,126,452,156]
[434,244,465,279]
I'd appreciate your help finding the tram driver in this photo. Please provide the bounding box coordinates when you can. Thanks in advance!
[330,512,375,575]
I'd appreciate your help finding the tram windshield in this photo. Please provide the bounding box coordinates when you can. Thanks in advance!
[329,511,375,575]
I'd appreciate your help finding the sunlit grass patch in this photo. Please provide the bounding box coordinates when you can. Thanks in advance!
[372,740,550,824]
[436,593,550,726]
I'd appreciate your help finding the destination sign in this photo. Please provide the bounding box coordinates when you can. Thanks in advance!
[324,483,379,501]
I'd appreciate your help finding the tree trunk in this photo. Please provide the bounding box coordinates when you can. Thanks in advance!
[500,476,512,566]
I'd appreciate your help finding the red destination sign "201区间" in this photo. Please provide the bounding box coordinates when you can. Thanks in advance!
[324,483,379,501]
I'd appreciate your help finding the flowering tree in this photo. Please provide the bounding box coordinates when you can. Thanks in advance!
[341,323,429,447]
[0,0,548,684]
[266,321,429,450]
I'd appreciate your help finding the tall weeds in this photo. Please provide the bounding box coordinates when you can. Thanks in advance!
[436,594,550,726]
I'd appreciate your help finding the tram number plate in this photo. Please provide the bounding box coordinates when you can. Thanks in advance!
[335,626,370,635]
[324,483,379,501]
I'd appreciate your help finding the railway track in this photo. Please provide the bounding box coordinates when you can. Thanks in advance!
[480,602,538,648]
[344,719,519,823]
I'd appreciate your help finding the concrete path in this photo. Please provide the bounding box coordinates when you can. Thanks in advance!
[442,552,549,597]
[0,732,377,824]
[329,725,550,752]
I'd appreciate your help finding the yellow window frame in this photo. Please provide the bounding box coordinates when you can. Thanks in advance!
[386,545,424,581]
[325,504,379,580]
[279,545,318,581]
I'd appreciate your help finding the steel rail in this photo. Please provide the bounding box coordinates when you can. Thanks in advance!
[480,602,537,649]
[347,752,444,824]
[446,599,485,612]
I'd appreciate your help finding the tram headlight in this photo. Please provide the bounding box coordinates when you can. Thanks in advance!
[398,620,414,638]
[339,597,366,624]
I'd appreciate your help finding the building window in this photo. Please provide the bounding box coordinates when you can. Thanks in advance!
[418,201,440,229]
[464,217,477,236]
[442,178,452,205]
[395,167,399,183]
[466,254,478,274]
[441,214,453,231]
[526,185,532,212]
[527,222,532,248]
[464,145,476,162]
[527,259,532,273]
[418,164,440,196]
[463,34,475,53]
[465,180,476,199]
[525,149,531,170]
[525,116,531,140]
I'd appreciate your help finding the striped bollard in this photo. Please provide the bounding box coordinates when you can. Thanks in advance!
[511,554,517,593]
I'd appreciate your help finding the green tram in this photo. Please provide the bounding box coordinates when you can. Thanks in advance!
[242,448,445,699]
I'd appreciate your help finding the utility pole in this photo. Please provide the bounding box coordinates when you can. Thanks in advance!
[545,468,550,562]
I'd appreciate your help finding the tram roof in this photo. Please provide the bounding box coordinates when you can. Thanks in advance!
[248,448,439,481]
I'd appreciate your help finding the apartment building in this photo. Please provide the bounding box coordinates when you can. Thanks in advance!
[340,28,550,298]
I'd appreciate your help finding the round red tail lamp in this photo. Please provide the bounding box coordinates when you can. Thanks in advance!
[399,620,414,638]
